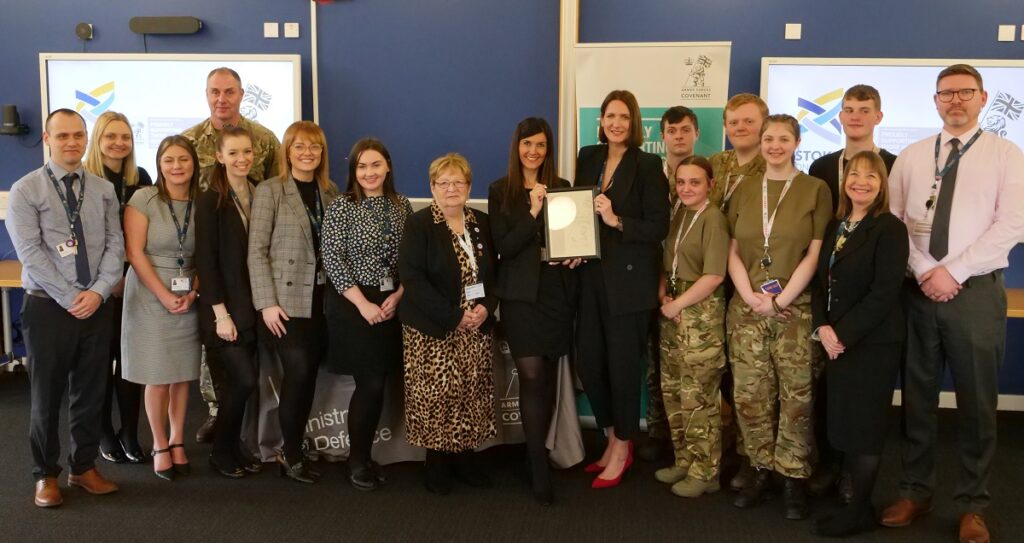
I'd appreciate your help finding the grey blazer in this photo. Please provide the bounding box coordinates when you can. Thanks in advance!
[248,175,339,318]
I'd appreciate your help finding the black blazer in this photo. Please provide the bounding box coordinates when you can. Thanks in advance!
[574,145,670,315]
[195,186,257,335]
[811,212,909,349]
[487,175,575,302]
[398,205,498,338]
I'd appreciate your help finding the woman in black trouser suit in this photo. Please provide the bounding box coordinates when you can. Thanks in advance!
[574,90,670,488]
[83,110,152,464]
[488,117,577,505]
[195,125,262,478]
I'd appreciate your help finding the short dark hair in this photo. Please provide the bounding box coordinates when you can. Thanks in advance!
[936,63,983,92]
[44,108,86,133]
[598,90,644,148]
[843,85,882,110]
[661,106,699,133]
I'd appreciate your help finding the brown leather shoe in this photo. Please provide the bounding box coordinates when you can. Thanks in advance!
[68,468,119,495]
[958,513,990,543]
[34,477,62,508]
[880,498,932,527]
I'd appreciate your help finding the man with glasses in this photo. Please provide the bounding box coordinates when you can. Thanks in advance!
[883,63,1024,543]
[183,67,281,444]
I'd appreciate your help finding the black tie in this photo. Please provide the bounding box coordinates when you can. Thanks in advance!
[929,138,959,261]
[63,173,91,286]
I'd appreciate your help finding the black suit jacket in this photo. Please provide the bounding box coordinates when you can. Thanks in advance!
[487,175,575,302]
[811,212,909,349]
[574,145,670,315]
[398,206,498,338]
[195,186,258,334]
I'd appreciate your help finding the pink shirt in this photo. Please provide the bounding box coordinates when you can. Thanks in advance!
[889,125,1024,283]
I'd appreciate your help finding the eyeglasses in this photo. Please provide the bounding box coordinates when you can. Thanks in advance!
[433,180,468,190]
[935,88,978,103]
[291,143,324,154]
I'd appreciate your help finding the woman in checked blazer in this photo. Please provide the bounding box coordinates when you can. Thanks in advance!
[248,121,339,483]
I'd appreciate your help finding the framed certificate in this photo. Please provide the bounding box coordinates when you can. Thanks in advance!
[543,186,601,261]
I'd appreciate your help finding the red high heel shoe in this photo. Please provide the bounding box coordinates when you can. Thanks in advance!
[591,445,634,489]
[585,441,633,473]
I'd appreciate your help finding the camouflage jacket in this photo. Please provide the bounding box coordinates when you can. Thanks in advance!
[182,116,280,190]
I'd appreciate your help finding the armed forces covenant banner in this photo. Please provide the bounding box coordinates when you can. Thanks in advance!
[575,42,732,156]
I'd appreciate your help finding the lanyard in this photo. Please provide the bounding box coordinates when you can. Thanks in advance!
[670,200,709,279]
[720,174,744,210]
[925,129,982,215]
[455,215,479,279]
[836,146,880,189]
[366,198,395,267]
[167,199,193,273]
[826,219,860,311]
[45,166,85,242]
[761,171,798,254]
[228,186,251,229]
[598,160,615,192]
[301,184,323,239]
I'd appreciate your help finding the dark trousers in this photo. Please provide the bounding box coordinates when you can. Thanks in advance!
[899,272,1005,513]
[577,267,651,440]
[23,294,113,480]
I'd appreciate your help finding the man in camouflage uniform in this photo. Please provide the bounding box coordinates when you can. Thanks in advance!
[182,67,281,443]
[658,286,727,497]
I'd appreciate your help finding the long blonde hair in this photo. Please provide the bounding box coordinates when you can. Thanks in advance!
[276,121,339,197]
[84,111,139,185]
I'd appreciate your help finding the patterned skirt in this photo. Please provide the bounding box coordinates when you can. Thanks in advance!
[402,325,496,452]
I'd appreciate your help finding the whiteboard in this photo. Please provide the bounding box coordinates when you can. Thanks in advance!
[40,53,301,179]
[760,57,1024,171]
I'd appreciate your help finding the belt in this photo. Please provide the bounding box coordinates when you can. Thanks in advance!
[25,289,53,300]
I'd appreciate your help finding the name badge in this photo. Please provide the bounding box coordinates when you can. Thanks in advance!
[380,276,395,292]
[912,222,932,236]
[759,279,783,295]
[56,239,78,258]
[316,269,326,286]
[170,276,192,294]
[464,282,485,300]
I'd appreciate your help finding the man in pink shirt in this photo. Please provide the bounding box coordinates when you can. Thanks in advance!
[883,63,1024,543]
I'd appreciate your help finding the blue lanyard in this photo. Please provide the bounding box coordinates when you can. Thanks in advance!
[826,219,858,311]
[166,199,193,270]
[365,198,395,267]
[45,166,85,241]
[933,129,982,181]
[302,184,323,239]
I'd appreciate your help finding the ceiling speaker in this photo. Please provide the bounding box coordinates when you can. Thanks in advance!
[129,17,203,35]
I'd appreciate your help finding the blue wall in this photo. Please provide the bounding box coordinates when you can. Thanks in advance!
[2,0,1022,388]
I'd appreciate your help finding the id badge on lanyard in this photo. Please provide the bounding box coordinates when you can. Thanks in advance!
[457,223,484,300]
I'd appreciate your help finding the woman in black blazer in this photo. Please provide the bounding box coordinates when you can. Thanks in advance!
[195,126,261,478]
[574,90,670,488]
[811,151,909,537]
[487,117,576,505]
[84,111,153,465]
[399,153,499,496]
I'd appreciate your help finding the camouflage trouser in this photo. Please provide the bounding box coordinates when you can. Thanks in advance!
[199,348,217,415]
[645,312,669,439]
[660,294,727,482]
[727,291,815,479]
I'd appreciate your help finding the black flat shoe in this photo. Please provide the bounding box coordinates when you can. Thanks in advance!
[151,448,176,481]
[100,446,127,464]
[276,454,317,484]
[367,460,387,485]
[169,444,190,476]
[349,463,379,491]
[118,431,147,464]
[209,455,245,479]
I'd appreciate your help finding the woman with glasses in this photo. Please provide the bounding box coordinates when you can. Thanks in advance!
[248,121,339,483]
[322,138,412,490]
[83,110,152,465]
[398,153,498,496]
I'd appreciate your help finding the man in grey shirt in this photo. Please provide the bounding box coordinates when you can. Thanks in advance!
[6,109,124,508]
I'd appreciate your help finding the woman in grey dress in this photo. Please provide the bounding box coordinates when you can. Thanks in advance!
[122,135,202,481]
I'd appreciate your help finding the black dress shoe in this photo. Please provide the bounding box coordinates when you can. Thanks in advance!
[100,446,127,464]
[783,477,810,520]
[151,448,176,482]
[236,450,263,474]
[349,463,379,491]
[276,454,317,484]
[195,415,217,444]
[209,455,245,479]
[367,460,387,485]
[169,444,190,476]
[733,469,772,508]
[117,430,147,464]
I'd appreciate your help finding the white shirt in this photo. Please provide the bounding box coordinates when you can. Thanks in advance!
[889,124,1024,283]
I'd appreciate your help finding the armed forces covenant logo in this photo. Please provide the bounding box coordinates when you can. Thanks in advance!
[796,88,844,145]
[981,91,1024,137]
[680,55,713,101]
[74,81,115,122]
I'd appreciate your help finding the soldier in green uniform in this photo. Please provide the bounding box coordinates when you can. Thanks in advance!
[654,156,729,498]
[706,93,768,491]
[725,114,832,520]
[182,67,281,443]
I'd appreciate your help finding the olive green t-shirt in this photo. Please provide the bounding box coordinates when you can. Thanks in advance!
[709,150,766,211]
[727,173,832,290]
[663,204,729,282]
